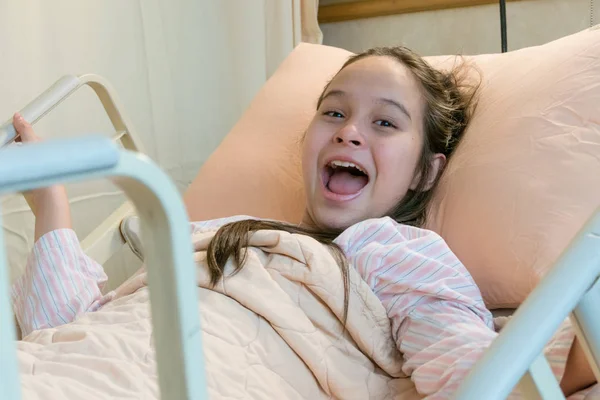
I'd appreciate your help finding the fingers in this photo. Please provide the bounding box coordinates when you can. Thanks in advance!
[12,113,40,143]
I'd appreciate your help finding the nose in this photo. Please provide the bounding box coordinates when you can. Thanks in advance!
[333,122,364,147]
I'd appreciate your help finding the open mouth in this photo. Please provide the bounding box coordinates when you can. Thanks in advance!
[321,160,369,198]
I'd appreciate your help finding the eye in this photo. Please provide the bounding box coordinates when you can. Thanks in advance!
[323,111,345,118]
[374,119,397,129]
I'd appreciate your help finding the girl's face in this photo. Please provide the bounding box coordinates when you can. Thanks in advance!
[302,56,443,231]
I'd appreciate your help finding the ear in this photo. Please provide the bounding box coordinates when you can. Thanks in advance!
[410,153,447,191]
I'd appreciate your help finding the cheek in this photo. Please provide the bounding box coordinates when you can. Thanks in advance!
[303,119,330,155]
[374,135,422,190]
[301,122,323,177]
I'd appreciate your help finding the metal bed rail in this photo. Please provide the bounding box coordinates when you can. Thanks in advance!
[0,136,208,400]
[455,208,600,399]
[0,74,145,266]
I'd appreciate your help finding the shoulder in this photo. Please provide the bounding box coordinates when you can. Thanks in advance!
[334,216,443,255]
[335,217,470,290]
[335,219,486,319]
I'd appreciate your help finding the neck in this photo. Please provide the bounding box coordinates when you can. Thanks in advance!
[299,209,345,240]
[299,209,318,230]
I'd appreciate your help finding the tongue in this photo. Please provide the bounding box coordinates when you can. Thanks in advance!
[328,170,368,195]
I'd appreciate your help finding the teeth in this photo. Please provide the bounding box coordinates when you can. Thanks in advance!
[329,160,365,174]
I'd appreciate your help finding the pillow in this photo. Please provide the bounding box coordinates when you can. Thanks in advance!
[184,27,600,309]
[426,26,600,308]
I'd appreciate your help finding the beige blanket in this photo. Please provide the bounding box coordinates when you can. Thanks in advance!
[16,229,420,399]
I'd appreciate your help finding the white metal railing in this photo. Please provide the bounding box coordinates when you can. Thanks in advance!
[0,74,144,266]
[454,209,600,399]
[0,136,208,400]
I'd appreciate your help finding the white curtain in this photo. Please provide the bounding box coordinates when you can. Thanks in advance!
[0,0,322,287]
[300,0,324,44]
[265,0,323,77]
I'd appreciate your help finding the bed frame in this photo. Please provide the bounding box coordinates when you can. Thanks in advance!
[0,74,141,266]
[0,75,208,400]
[0,75,599,400]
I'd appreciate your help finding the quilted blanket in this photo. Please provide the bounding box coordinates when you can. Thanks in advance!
[16,229,421,399]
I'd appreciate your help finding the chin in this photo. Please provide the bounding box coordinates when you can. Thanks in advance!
[312,209,361,233]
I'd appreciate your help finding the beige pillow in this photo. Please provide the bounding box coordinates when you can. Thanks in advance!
[184,27,600,309]
[426,26,600,308]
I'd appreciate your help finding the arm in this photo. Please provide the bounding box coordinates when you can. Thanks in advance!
[26,185,72,241]
[362,226,497,398]
[11,114,112,337]
[399,299,595,397]
[340,218,593,398]
[13,113,72,241]
[11,229,112,337]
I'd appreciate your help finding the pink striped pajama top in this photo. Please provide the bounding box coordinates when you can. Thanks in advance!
[11,216,577,399]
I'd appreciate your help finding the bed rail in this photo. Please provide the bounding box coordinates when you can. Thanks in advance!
[0,74,143,151]
[0,74,145,265]
[0,136,207,400]
[455,208,600,399]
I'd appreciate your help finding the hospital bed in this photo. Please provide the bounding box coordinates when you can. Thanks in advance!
[0,74,599,400]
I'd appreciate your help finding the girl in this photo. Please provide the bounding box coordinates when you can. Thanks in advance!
[11,46,596,398]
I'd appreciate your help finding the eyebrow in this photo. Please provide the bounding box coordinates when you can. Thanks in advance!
[379,98,412,121]
[321,90,412,121]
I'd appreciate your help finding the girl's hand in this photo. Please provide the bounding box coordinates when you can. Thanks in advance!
[13,113,41,144]
[12,113,72,240]
[13,113,44,214]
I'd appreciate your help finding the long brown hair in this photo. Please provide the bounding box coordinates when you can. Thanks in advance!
[206,47,479,320]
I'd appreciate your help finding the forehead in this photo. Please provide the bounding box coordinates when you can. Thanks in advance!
[326,56,424,115]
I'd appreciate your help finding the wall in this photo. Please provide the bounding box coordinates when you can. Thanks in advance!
[320,0,598,56]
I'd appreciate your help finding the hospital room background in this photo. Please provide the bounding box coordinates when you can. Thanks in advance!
[0,0,597,292]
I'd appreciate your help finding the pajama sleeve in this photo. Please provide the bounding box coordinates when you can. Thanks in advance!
[11,228,114,337]
[336,217,576,399]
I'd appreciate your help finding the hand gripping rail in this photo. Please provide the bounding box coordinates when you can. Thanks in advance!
[0,74,142,151]
[0,74,145,266]
[0,136,207,400]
